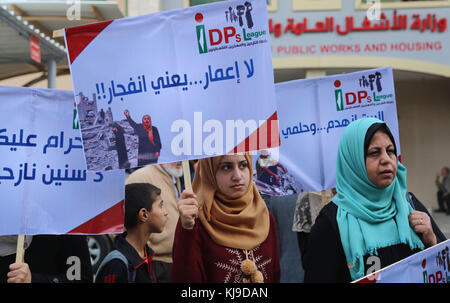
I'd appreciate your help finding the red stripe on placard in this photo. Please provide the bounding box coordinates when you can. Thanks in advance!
[355,272,379,283]
[229,111,280,154]
[65,20,114,64]
[67,200,124,234]
[355,276,378,283]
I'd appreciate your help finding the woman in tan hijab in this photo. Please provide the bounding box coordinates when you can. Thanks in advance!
[170,153,280,283]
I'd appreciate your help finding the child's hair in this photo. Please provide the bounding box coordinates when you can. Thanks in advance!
[124,183,161,229]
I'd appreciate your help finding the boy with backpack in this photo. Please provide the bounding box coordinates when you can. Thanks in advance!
[95,183,168,283]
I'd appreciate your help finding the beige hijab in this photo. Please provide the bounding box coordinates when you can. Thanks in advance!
[192,153,269,250]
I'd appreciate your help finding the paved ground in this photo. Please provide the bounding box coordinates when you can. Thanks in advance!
[430,210,450,239]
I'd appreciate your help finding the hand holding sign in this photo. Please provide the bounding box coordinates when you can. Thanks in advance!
[7,262,31,283]
[409,211,437,247]
[177,189,199,230]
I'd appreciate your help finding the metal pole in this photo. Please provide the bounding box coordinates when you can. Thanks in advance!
[47,57,56,89]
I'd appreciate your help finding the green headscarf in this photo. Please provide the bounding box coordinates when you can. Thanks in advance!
[334,118,424,281]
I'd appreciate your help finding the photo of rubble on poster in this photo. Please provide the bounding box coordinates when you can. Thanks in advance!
[76,92,161,170]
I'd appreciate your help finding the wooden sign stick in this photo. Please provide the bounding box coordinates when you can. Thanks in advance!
[182,160,192,191]
[15,235,25,263]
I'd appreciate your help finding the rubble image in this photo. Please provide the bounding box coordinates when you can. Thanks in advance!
[76,92,138,170]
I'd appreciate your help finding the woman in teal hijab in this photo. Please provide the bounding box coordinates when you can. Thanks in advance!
[303,118,446,282]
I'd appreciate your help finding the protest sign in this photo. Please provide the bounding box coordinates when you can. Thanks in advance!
[355,239,450,283]
[64,0,279,171]
[0,86,125,235]
[253,67,400,195]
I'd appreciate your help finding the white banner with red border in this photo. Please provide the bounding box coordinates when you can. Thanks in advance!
[0,86,125,235]
[355,239,450,283]
[64,0,279,171]
[253,67,401,195]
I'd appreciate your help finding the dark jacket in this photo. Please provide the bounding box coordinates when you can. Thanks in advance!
[0,235,92,283]
[125,116,161,166]
[303,192,447,283]
[95,233,157,283]
[112,122,129,169]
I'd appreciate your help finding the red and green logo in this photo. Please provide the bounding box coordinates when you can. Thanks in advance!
[195,3,265,54]
[195,13,208,54]
[333,72,392,112]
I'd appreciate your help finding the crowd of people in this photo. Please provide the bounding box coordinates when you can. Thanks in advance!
[0,118,447,283]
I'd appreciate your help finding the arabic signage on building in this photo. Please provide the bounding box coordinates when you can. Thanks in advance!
[254,67,400,195]
[0,86,125,235]
[64,0,279,171]
[268,1,450,74]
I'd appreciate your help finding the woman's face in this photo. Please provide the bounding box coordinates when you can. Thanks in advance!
[142,115,152,130]
[215,154,250,199]
[365,130,397,188]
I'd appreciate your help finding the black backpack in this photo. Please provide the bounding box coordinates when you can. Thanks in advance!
[95,250,136,282]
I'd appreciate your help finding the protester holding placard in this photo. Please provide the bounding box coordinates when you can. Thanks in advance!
[303,118,446,283]
[170,153,280,283]
[95,183,167,283]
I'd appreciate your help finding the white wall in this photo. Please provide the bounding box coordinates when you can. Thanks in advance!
[396,78,450,210]
[128,0,161,16]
